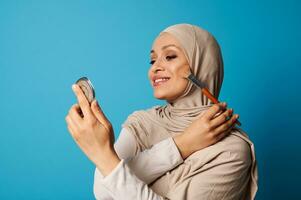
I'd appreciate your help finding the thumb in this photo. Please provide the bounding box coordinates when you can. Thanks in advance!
[91,100,110,126]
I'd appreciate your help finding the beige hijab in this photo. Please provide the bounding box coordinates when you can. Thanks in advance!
[122,24,258,199]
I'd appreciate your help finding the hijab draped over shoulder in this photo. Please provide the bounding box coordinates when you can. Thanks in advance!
[122,24,258,200]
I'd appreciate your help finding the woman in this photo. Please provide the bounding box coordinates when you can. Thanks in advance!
[65,23,258,199]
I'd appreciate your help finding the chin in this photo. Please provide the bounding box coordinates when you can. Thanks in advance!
[153,90,169,100]
[153,94,167,100]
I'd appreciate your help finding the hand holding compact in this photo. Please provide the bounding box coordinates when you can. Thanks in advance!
[65,84,120,176]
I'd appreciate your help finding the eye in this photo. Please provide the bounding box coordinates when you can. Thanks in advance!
[166,55,177,60]
[149,60,155,65]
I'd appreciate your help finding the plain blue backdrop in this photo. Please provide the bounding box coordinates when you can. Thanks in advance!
[0,0,300,199]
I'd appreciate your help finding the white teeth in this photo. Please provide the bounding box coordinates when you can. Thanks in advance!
[154,78,169,83]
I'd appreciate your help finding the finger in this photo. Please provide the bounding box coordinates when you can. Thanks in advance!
[69,104,83,124]
[67,124,76,137]
[214,125,232,142]
[213,114,239,137]
[210,108,233,128]
[91,100,110,128]
[203,102,227,120]
[72,84,93,118]
[65,115,79,132]
[67,124,81,144]
[214,118,237,142]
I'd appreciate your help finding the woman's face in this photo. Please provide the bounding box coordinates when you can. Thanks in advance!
[148,32,190,103]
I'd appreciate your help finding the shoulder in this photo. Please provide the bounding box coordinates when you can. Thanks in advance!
[136,105,162,115]
[220,129,253,166]
[188,128,253,169]
[122,105,162,126]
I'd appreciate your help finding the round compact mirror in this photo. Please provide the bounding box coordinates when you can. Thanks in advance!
[75,77,95,104]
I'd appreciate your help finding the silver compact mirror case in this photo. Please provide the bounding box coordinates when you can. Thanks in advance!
[75,77,96,104]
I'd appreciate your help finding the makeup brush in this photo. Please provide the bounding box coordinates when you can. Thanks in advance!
[185,72,242,126]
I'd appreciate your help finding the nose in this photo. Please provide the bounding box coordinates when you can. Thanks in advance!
[151,65,164,73]
[151,60,165,73]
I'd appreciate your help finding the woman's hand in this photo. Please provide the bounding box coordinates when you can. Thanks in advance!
[65,84,120,176]
[173,102,239,159]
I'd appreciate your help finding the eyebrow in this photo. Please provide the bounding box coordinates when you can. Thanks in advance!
[150,44,181,54]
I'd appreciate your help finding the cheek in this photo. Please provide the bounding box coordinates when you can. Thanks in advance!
[178,64,190,77]
[170,58,190,76]
[169,77,188,93]
[172,66,188,82]
[176,78,188,91]
[168,63,189,89]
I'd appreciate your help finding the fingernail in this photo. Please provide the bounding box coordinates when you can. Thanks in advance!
[72,84,76,90]
[235,114,239,118]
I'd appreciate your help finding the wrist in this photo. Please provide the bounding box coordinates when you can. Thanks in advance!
[173,133,194,159]
[95,148,121,176]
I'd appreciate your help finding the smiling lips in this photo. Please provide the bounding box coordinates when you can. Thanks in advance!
[153,77,170,87]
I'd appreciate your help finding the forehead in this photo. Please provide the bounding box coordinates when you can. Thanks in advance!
[151,32,181,51]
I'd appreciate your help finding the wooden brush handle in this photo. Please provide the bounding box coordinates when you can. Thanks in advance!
[202,88,220,104]
[201,88,242,126]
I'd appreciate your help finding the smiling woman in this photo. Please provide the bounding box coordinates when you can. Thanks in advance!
[66,23,258,200]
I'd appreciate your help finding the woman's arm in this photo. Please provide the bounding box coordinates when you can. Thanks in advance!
[95,128,184,183]
[94,103,239,199]
[95,102,238,183]
[95,159,168,200]
[116,128,184,183]
[94,128,184,199]
[94,139,253,200]
[94,138,253,200]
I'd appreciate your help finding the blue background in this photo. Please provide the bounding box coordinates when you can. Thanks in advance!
[0,0,300,199]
